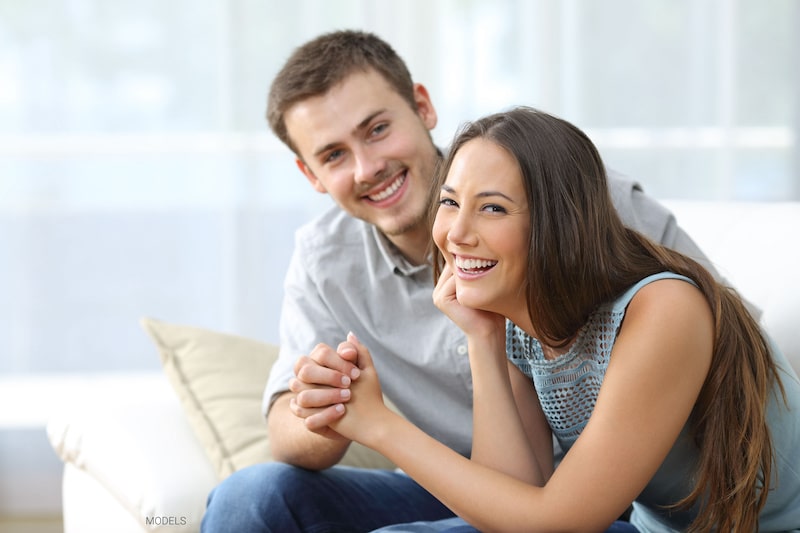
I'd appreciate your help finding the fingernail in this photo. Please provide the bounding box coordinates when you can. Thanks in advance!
[340,389,350,399]
[347,331,358,343]
[351,367,361,380]
[335,404,345,413]
[341,375,351,386]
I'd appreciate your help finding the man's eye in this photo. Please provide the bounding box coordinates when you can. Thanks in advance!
[325,149,344,163]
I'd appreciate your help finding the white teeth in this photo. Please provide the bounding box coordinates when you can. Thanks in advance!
[368,174,405,202]
[455,257,498,271]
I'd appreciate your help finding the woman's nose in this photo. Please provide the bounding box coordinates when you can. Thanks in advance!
[447,212,478,247]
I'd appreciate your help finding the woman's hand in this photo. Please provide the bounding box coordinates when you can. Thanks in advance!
[287,340,361,440]
[325,333,395,446]
[433,263,505,338]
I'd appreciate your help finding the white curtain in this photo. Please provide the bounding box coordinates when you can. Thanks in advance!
[1,0,798,374]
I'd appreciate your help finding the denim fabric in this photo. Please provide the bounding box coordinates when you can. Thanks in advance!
[372,516,639,532]
[200,462,454,533]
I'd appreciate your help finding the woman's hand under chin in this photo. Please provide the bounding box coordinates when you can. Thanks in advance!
[433,263,506,339]
[327,333,396,447]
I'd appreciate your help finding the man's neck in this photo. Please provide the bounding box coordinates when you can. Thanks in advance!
[385,226,432,266]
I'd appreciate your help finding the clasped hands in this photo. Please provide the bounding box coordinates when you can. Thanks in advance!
[289,332,387,444]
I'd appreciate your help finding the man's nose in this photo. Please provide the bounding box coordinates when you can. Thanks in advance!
[353,148,386,185]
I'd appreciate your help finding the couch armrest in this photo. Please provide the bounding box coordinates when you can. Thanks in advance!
[47,373,218,533]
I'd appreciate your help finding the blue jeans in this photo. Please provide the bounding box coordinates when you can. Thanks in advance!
[372,517,639,532]
[200,462,454,533]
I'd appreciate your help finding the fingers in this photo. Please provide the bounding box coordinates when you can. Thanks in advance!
[291,383,351,410]
[336,337,358,365]
[289,334,373,434]
[293,343,360,390]
[432,263,456,310]
[345,331,374,370]
[289,398,346,431]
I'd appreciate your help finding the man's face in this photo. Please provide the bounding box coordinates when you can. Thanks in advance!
[284,69,439,238]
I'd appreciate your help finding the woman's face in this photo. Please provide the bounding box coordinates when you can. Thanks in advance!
[432,137,531,317]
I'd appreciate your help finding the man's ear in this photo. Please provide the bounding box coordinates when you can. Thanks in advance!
[295,158,327,194]
[412,83,438,130]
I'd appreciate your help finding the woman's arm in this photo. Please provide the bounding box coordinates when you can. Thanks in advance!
[465,329,551,486]
[330,279,714,532]
[540,279,714,524]
[328,333,566,531]
[507,360,554,481]
[431,263,550,483]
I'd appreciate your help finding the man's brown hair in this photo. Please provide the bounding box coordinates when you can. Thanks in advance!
[267,30,417,155]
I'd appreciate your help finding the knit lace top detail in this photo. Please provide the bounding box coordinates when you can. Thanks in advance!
[506,272,693,450]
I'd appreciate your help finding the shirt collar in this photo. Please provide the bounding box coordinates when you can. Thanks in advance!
[371,224,430,277]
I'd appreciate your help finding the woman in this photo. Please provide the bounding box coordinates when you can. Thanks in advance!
[310,107,800,532]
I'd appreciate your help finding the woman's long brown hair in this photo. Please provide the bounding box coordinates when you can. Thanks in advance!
[431,107,786,531]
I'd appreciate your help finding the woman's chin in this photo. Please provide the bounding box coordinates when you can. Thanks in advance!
[456,291,492,312]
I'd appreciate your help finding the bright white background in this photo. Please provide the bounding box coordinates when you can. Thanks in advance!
[0,0,798,522]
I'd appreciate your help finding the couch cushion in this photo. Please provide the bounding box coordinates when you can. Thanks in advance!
[47,373,216,532]
[663,201,800,375]
[141,317,395,480]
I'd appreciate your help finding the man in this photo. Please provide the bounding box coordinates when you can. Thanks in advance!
[201,30,715,532]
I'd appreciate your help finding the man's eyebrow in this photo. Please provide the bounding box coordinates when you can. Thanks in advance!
[356,109,386,132]
[441,184,515,203]
[312,109,387,158]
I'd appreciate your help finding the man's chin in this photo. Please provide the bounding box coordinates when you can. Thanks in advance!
[378,216,426,237]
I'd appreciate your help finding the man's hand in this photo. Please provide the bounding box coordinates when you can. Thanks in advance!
[288,338,363,439]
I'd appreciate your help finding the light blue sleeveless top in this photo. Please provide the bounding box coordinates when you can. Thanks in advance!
[506,272,800,532]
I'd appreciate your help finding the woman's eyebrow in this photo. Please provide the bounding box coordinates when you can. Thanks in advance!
[441,184,514,203]
[476,190,514,202]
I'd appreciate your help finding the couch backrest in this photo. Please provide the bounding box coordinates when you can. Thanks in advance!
[662,201,800,377]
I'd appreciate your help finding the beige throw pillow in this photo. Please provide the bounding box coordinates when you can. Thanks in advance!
[141,317,396,480]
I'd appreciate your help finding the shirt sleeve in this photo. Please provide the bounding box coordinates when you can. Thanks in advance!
[607,170,761,317]
[261,234,344,418]
[607,169,719,276]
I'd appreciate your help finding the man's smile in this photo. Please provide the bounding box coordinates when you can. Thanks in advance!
[364,171,407,204]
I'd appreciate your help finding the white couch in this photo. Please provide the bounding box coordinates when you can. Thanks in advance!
[47,201,800,533]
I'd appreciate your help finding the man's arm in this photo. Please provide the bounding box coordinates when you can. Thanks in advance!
[268,339,362,470]
[263,235,361,469]
[607,170,761,317]
[267,392,351,470]
[607,170,719,275]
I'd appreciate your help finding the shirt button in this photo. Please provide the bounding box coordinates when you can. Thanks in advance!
[457,345,468,355]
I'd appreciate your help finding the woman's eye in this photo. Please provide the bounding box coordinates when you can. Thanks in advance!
[483,204,507,213]
[438,198,457,207]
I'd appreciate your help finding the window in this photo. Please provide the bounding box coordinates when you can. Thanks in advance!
[0,0,797,388]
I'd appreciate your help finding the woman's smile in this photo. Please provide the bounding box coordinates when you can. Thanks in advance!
[452,254,499,278]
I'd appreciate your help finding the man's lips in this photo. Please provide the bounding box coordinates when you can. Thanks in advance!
[364,172,407,203]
